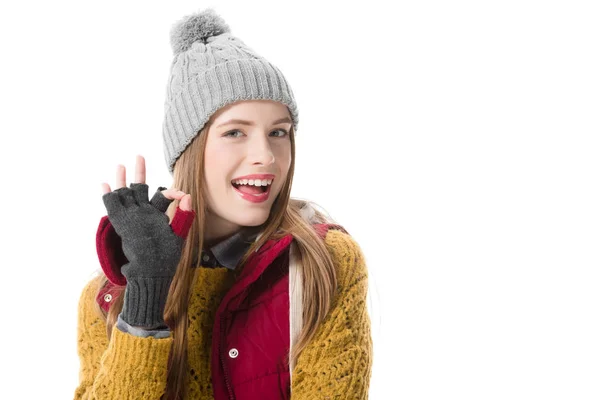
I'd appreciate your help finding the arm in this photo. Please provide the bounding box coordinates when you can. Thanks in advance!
[73,276,173,400]
[291,230,373,399]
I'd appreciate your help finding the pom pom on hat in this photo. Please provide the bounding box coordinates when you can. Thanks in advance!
[170,8,231,56]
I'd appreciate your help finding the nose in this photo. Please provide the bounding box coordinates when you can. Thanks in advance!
[249,135,275,165]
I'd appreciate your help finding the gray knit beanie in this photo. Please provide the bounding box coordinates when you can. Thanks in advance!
[162,8,300,176]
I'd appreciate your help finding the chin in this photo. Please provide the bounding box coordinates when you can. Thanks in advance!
[231,212,270,227]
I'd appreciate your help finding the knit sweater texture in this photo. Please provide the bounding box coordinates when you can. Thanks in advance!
[74,229,372,399]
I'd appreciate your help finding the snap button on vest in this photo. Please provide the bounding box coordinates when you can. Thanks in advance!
[228,348,239,358]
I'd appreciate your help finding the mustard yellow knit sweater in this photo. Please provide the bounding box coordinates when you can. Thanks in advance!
[74,229,372,399]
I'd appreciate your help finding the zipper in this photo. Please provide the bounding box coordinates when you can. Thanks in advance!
[219,313,235,400]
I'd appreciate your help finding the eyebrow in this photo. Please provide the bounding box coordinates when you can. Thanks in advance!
[216,117,292,128]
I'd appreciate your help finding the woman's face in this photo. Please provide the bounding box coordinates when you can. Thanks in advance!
[203,100,293,243]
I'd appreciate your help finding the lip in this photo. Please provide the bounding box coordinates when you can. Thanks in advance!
[232,182,272,203]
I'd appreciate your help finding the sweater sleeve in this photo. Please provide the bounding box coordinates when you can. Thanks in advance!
[116,314,171,339]
[291,230,374,399]
[73,275,174,400]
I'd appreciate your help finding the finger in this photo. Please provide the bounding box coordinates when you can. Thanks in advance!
[116,165,126,189]
[115,186,137,208]
[101,183,111,195]
[135,155,146,184]
[160,188,187,201]
[102,190,124,215]
[130,182,149,205]
[179,194,192,211]
[149,186,175,213]
[170,204,196,239]
[158,188,187,201]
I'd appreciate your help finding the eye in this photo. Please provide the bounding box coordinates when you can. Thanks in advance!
[271,129,289,138]
[222,129,289,138]
[223,130,243,138]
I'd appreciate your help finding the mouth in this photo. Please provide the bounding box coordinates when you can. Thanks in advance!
[231,180,272,203]
[231,182,270,193]
[230,177,273,194]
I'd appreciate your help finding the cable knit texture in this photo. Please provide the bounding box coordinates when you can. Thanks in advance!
[290,231,372,399]
[74,229,372,399]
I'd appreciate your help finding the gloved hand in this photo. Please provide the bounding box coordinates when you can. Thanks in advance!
[96,185,174,286]
[101,182,196,329]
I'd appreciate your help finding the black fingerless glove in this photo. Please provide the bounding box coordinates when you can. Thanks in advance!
[102,183,196,329]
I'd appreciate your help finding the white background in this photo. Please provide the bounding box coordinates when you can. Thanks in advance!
[1,0,599,399]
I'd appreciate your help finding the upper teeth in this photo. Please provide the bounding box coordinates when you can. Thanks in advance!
[232,179,273,186]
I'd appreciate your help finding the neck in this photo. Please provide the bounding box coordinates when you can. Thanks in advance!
[204,233,235,248]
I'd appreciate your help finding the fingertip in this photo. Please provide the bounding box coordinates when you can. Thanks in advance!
[180,194,191,211]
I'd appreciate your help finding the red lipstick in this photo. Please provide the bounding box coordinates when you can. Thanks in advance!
[232,182,271,203]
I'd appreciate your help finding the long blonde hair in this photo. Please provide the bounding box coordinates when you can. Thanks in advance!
[95,114,338,399]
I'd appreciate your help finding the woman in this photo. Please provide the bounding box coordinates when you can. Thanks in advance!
[74,8,372,400]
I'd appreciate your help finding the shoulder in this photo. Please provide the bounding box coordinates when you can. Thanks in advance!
[323,229,368,290]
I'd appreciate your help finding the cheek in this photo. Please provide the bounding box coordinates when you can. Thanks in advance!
[277,155,292,177]
[204,148,230,184]
[274,143,291,162]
